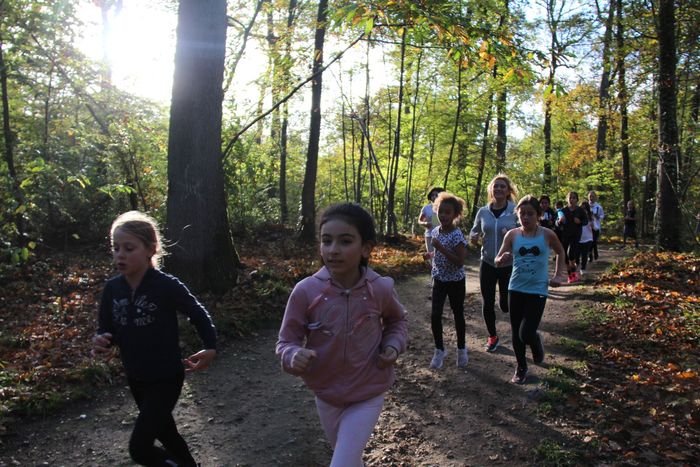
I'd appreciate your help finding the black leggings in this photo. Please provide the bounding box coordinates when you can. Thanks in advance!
[591,229,600,259]
[128,373,197,467]
[508,290,546,369]
[561,235,581,270]
[578,242,592,270]
[431,278,466,350]
[479,261,512,336]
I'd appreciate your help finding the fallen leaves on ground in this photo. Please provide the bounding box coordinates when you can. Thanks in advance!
[571,251,699,465]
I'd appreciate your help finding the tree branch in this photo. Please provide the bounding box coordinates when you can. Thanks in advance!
[222,32,365,160]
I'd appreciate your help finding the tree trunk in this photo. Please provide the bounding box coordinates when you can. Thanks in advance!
[165,0,239,293]
[495,0,509,170]
[0,35,27,248]
[279,0,297,223]
[297,0,327,241]
[386,29,406,237]
[470,95,494,226]
[616,0,630,205]
[654,0,681,250]
[403,49,423,227]
[443,63,462,189]
[595,0,615,161]
[543,95,553,192]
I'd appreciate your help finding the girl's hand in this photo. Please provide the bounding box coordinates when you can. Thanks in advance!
[291,348,317,372]
[184,349,216,372]
[549,273,568,287]
[91,332,113,358]
[377,346,398,369]
[495,251,512,267]
[422,251,435,260]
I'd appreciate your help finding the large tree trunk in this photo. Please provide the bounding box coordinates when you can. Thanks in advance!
[165,0,239,292]
[297,0,327,241]
[654,0,681,250]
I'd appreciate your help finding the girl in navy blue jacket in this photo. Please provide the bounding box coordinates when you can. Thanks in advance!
[92,211,216,467]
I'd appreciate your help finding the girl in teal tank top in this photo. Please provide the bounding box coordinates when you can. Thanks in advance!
[495,195,567,384]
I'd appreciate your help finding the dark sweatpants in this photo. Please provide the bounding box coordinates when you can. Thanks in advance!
[128,372,197,467]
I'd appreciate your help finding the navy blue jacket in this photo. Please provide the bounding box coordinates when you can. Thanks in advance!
[98,268,217,381]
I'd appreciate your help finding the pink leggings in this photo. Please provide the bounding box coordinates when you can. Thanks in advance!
[315,393,385,467]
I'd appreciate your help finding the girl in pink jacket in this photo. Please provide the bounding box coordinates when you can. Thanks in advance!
[277,203,408,467]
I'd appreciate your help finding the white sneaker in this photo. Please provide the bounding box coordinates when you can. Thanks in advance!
[457,348,468,368]
[430,348,447,369]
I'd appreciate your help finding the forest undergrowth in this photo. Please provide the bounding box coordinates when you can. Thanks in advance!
[0,228,698,464]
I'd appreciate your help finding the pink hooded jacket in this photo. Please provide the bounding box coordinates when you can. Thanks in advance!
[276,266,408,406]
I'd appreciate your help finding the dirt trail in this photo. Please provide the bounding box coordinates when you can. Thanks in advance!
[0,247,626,466]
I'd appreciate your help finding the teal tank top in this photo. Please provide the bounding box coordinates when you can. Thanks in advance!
[509,229,550,297]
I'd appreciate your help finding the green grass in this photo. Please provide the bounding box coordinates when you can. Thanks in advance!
[578,303,611,326]
[538,366,581,408]
[556,336,587,357]
[534,438,579,466]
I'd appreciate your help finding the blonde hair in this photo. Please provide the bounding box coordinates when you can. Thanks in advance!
[487,174,518,204]
[433,192,467,225]
[110,211,165,268]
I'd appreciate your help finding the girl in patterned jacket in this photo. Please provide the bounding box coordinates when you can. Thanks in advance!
[425,192,469,370]
[277,203,408,467]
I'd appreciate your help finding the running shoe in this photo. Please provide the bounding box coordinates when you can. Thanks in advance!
[532,331,545,364]
[485,335,500,352]
[429,348,447,369]
[511,367,528,384]
[457,348,468,368]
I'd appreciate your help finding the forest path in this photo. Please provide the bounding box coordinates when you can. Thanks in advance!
[0,246,627,466]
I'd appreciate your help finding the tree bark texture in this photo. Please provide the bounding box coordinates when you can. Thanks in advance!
[297,0,327,241]
[165,0,239,292]
[654,0,681,250]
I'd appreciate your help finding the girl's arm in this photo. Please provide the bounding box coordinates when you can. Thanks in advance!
[379,282,408,354]
[469,210,482,244]
[495,230,515,266]
[92,284,115,358]
[169,276,218,372]
[276,284,314,375]
[378,281,408,369]
[433,237,466,266]
[545,229,568,286]
[170,276,217,351]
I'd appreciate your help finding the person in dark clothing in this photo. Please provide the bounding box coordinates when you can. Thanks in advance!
[556,191,588,283]
[538,195,557,230]
[623,200,639,248]
[92,211,216,467]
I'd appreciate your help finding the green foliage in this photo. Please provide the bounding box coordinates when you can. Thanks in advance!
[534,439,579,466]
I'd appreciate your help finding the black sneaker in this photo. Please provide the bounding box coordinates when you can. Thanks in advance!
[511,367,528,384]
[531,331,545,364]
